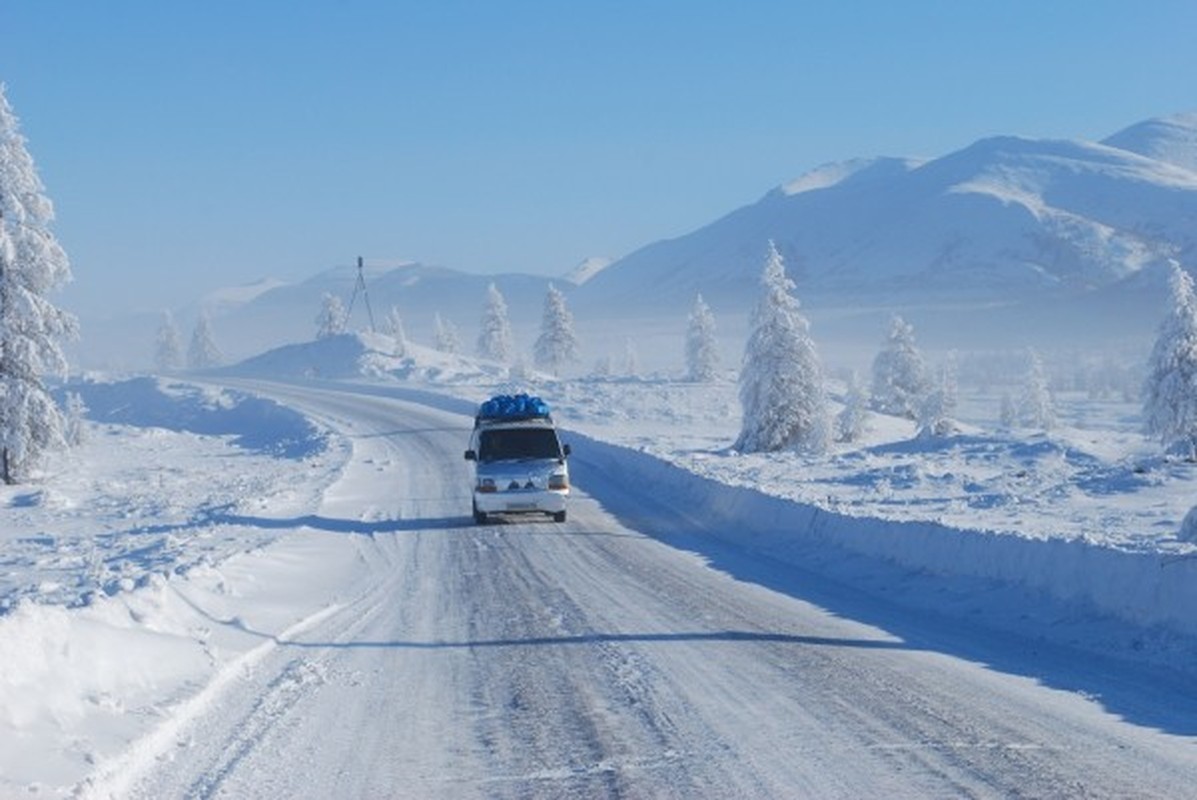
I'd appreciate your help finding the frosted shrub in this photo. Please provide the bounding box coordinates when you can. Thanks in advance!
[835,372,870,443]
[509,356,532,383]
[998,393,1016,429]
[316,293,347,339]
[64,391,88,447]
[386,305,407,357]
[917,363,958,439]
[622,338,640,378]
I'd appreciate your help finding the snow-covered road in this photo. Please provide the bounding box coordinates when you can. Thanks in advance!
[109,382,1197,798]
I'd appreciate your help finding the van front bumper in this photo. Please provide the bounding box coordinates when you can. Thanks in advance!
[473,488,568,516]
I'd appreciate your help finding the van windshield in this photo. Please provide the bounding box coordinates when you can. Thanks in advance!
[478,428,561,462]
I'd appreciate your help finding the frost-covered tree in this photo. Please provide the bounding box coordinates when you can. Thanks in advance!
[941,351,959,412]
[870,315,928,418]
[154,311,183,372]
[622,337,640,378]
[316,292,347,339]
[476,282,514,363]
[918,359,959,438]
[0,85,77,482]
[735,242,828,454]
[685,293,720,382]
[917,365,958,439]
[433,313,460,354]
[385,304,407,357]
[63,390,87,447]
[534,283,579,376]
[999,392,1016,429]
[1019,348,1056,430]
[187,311,222,369]
[1143,262,1197,457]
[509,355,532,383]
[834,371,870,443]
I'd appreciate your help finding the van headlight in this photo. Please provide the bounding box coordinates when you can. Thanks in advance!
[477,478,497,493]
[548,473,569,491]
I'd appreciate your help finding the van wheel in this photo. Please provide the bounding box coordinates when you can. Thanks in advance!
[473,502,488,525]
[552,510,566,523]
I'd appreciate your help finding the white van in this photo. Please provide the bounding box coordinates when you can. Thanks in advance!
[464,395,570,524]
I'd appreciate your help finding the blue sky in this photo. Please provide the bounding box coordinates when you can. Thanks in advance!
[3,1,1196,316]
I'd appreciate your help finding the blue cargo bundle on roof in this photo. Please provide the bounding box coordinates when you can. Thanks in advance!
[476,393,552,425]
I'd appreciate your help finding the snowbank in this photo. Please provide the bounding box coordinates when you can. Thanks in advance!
[569,429,1197,639]
[66,376,328,458]
[219,332,505,384]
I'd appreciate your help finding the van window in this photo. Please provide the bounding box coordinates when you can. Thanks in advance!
[478,428,562,462]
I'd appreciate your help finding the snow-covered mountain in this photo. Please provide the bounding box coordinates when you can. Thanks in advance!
[563,256,613,286]
[196,277,289,315]
[72,113,1197,370]
[576,114,1197,330]
[1103,111,1197,173]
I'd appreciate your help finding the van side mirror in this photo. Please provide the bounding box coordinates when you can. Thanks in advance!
[464,450,477,461]
[562,443,571,457]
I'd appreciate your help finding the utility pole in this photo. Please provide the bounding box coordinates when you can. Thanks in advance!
[346,255,377,333]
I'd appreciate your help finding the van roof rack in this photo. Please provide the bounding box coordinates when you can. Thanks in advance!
[475,393,553,426]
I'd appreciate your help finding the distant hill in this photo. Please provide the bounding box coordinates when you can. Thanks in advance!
[1103,112,1197,173]
[563,256,613,285]
[73,113,1197,370]
[574,113,1197,349]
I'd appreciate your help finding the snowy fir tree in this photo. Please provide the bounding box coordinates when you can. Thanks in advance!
[685,293,720,382]
[434,313,460,354]
[187,311,222,369]
[1143,262,1197,458]
[916,360,958,439]
[622,337,640,378]
[834,371,870,443]
[1019,348,1056,431]
[941,351,959,412]
[870,315,929,419]
[509,355,532,383]
[734,241,829,454]
[534,283,579,376]
[385,305,407,357]
[476,282,514,363]
[592,355,612,378]
[916,366,958,439]
[0,85,77,483]
[999,392,1017,429]
[63,390,87,447]
[154,311,183,372]
[316,292,347,339]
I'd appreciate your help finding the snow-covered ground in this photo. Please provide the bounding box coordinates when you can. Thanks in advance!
[3,333,1197,795]
[555,378,1197,553]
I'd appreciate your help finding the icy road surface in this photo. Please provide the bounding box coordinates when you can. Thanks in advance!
[118,382,1197,798]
